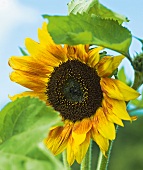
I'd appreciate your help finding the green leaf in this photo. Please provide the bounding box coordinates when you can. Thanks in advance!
[44,14,131,56]
[0,150,63,170]
[118,67,127,83]
[0,97,64,170]
[68,0,129,24]
[19,47,28,56]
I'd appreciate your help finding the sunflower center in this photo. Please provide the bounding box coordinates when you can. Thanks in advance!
[46,60,103,122]
[63,78,84,102]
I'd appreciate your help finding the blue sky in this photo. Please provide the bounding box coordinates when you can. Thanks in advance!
[1,0,143,108]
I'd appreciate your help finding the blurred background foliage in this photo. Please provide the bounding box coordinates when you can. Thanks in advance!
[109,117,143,170]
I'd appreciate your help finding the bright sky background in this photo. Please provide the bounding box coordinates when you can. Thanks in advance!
[1,0,143,109]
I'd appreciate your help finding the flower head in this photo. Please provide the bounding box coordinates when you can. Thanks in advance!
[9,22,140,165]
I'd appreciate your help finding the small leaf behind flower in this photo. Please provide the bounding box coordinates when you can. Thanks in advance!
[118,67,132,86]
[19,47,28,56]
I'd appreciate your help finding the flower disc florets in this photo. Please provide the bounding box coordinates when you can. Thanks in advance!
[46,60,103,122]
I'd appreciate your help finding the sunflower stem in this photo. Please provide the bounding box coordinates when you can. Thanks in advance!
[62,150,71,170]
[132,71,143,90]
[96,125,119,170]
[96,141,114,170]
[80,140,92,170]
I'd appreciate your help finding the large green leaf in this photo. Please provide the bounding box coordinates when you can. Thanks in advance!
[68,0,128,24]
[0,97,64,170]
[44,14,131,56]
[0,151,62,170]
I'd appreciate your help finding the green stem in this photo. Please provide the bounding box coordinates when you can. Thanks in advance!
[96,141,114,170]
[62,150,71,170]
[96,126,119,170]
[80,140,92,170]
[126,53,133,66]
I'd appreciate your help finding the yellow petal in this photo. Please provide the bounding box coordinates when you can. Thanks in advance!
[96,55,124,77]
[44,125,72,155]
[131,116,138,121]
[105,111,124,126]
[65,45,77,60]
[91,127,109,154]
[67,136,75,165]
[44,126,63,150]
[103,94,131,121]
[25,38,41,56]
[72,118,91,145]
[85,44,90,53]
[10,71,47,91]
[94,107,115,140]
[72,118,92,134]
[75,132,91,164]
[9,91,47,102]
[48,45,68,62]
[88,46,104,67]
[9,56,53,77]
[38,22,55,46]
[25,38,62,67]
[76,44,89,62]
[72,132,86,145]
[100,78,140,101]
[66,45,88,62]
[102,98,124,126]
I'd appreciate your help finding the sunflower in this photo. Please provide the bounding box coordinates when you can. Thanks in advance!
[9,22,140,165]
